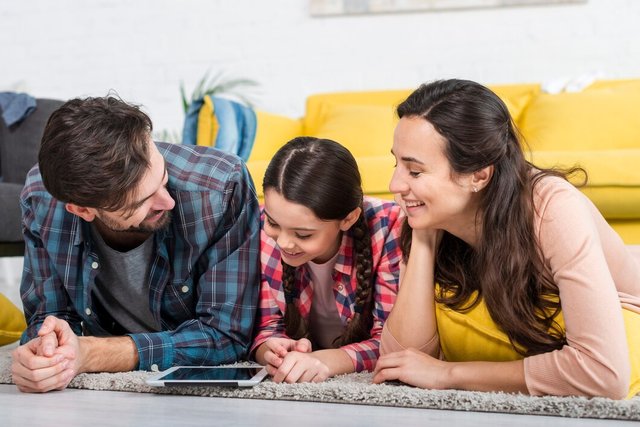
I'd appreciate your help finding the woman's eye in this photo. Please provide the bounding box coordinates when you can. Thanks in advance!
[266,219,279,228]
[409,171,422,177]
[296,234,312,240]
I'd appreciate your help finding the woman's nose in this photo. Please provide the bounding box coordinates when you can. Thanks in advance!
[389,167,408,195]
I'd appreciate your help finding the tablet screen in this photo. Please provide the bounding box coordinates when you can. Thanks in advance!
[160,367,262,381]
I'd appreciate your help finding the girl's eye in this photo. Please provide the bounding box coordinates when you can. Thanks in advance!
[409,171,422,177]
[266,219,279,228]
[295,234,312,240]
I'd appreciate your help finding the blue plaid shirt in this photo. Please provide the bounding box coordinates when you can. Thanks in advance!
[19,142,261,371]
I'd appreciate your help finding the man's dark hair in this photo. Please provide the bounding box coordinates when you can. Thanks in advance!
[39,96,153,211]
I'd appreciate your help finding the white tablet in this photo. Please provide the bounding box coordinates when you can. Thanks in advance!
[146,365,268,387]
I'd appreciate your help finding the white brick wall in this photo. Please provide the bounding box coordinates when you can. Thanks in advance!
[0,0,639,304]
[1,0,639,136]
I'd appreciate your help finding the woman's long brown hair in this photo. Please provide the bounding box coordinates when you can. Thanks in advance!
[264,137,374,348]
[398,80,586,356]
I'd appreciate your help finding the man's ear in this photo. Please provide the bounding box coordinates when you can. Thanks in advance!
[340,206,362,231]
[65,203,97,222]
[470,165,494,192]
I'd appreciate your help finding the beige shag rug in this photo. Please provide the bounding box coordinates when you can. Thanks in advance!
[1,345,638,420]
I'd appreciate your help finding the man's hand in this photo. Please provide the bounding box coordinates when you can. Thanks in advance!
[11,316,79,393]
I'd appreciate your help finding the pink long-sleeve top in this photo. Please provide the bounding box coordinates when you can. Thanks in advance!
[380,175,640,398]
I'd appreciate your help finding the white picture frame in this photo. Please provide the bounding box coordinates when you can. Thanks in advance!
[310,0,587,16]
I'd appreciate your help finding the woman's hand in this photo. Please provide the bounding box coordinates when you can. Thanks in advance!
[372,348,451,389]
[267,351,330,384]
[411,227,443,254]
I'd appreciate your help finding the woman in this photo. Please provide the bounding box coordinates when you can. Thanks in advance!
[252,137,403,383]
[373,79,640,399]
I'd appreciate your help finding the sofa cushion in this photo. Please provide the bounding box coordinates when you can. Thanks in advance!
[488,83,540,122]
[246,111,303,198]
[0,292,26,346]
[304,90,411,135]
[519,83,640,152]
[529,149,640,219]
[311,103,398,157]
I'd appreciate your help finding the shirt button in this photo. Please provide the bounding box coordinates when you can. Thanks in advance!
[151,364,159,372]
[181,285,189,293]
[91,261,99,269]
[85,308,92,316]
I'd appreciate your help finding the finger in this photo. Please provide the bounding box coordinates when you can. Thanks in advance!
[273,344,289,358]
[38,332,59,357]
[295,338,312,353]
[13,366,74,393]
[265,339,288,357]
[265,364,278,378]
[372,367,402,384]
[13,345,64,371]
[37,316,60,336]
[12,358,69,385]
[262,350,283,368]
[372,354,402,374]
[298,367,318,383]
[272,355,297,383]
[283,360,307,384]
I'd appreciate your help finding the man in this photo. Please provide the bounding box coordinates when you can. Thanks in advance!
[11,96,260,393]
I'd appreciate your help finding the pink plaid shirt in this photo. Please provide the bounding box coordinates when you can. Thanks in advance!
[252,197,403,372]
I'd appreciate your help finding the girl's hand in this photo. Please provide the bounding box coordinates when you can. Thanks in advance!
[372,348,451,389]
[267,351,330,383]
[261,337,312,370]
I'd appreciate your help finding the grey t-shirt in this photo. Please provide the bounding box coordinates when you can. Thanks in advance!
[90,223,160,333]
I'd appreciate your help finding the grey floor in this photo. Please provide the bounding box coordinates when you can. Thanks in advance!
[0,384,634,427]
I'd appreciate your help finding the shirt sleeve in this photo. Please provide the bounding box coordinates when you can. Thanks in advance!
[250,231,289,356]
[523,180,630,399]
[128,162,261,371]
[19,188,83,343]
[340,204,403,372]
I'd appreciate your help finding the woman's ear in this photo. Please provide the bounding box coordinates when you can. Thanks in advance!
[470,165,494,192]
[65,203,98,222]
[340,206,362,231]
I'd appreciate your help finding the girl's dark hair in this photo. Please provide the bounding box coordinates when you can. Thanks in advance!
[263,137,374,347]
[39,96,152,211]
[397,79,585,356]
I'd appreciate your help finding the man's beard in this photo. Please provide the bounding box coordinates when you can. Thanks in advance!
[96,210,173,234]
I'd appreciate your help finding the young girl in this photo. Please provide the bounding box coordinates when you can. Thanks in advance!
[373,79,640,399]
[252,137,403,383]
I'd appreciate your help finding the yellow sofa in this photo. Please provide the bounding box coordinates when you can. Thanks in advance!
[247,79,640,244]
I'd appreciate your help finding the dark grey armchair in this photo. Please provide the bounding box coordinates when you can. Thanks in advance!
[0,99,64,257]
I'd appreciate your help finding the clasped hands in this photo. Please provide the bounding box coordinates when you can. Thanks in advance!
[260,337,330,383]
[11,315,82,393]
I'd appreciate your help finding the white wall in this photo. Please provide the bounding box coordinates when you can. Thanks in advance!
[2,0,639,138]
[1,0,639,306]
